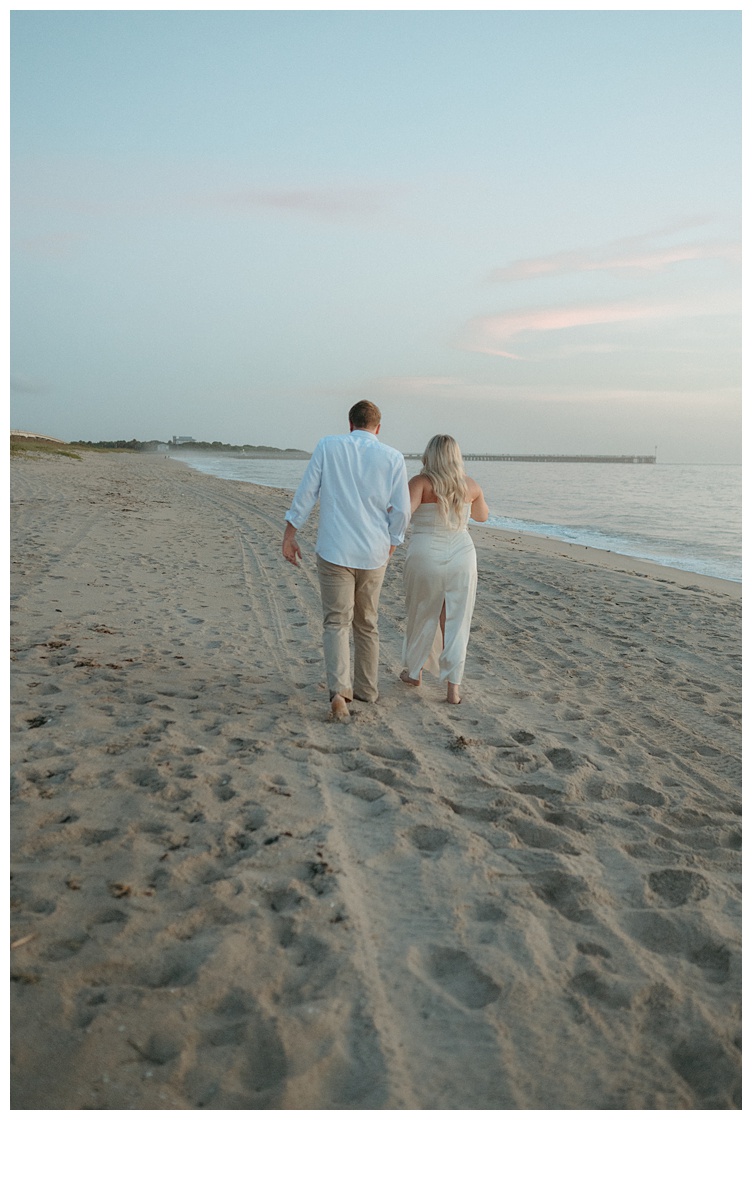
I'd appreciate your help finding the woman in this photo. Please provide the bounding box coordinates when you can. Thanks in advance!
[400,434,489,704]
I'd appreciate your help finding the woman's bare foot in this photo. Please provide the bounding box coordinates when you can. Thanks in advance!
[447,683,461,705]
[330,694,351,721]
[400,669,421,687]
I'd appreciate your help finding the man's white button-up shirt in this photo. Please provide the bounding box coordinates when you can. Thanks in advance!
[284,429,411,570]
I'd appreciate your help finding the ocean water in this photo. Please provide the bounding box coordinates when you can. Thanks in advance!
[174,453,741,583]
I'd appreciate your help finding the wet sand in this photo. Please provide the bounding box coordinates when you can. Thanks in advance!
[10,450,741,1109]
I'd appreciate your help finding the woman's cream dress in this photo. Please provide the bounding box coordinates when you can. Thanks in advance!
[402,502,477,685]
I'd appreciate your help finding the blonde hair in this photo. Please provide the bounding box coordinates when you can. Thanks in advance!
[422,434,467,527]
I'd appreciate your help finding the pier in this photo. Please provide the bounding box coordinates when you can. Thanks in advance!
[403,453,657,464]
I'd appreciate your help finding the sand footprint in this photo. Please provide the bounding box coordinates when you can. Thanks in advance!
[215,777,237,803]
[688,942,732,984]
[647,868,710,907]
[335,773,401,818]
[189,989,288,1108]
[136,938,215,989]
[130,767,167,792]
[625,782,666,808]
[545,747,580,770]
[446,798,502,825]
[72,986,109,1029]
[423,946,501,1009]
[624,911,732,984]
[89,907,129,930]
[473,901,507,923]
[371,745,419,766]
[354,763,403,788]
[543,809,589,833]
[40,933,89,961]
[530,869,593,923]
[337,772,386,803]
[511,729,536,745]
[576,940,611,959]
[507,817,579,856]
[569,969,631,1010]
[264,885,304,915]
[408,825,451,854]
[514,781,565,802]
[670,1034,740,1106]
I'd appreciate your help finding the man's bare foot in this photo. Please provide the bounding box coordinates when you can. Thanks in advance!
[330,694,351,722]
[400,669,421,687]
[447,683,461,705]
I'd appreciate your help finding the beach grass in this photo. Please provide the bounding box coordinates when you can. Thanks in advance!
[67,444,138,454]
[10,436,81,460]
[10,436,140,459]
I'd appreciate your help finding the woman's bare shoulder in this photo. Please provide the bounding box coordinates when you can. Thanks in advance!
[464,475,483,498]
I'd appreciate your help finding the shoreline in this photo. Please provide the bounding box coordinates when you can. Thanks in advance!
[11,451,741,1109]
[472,525,742,599]
[227,471,741,598]
[173,455,741,590]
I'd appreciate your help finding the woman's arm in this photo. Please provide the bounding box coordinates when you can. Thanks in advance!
[466,477,489,523]
[408,473,428,514]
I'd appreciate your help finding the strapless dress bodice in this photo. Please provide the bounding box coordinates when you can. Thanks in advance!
[410,502,471,533]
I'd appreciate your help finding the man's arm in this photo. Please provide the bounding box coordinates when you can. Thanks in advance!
[282,444,323,566]
[284,443,323,531]
[386,456,411,549]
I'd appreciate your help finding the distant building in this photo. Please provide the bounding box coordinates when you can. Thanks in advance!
[171,436,195,446]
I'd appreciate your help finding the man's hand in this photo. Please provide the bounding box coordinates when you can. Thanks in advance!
[282,522,303,567]
[388,544,397,558]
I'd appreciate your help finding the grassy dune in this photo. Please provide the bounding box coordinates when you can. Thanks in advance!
[10,436,81,460]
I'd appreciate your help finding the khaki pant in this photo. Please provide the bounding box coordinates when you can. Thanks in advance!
[316,555,387,702]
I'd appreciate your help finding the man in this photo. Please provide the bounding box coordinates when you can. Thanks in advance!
[282,400,411,721]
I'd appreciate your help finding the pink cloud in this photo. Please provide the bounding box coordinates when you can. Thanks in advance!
[488,237,739,282]
[461,293,735,355]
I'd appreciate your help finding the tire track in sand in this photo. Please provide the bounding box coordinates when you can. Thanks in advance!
[189,478,423,1106]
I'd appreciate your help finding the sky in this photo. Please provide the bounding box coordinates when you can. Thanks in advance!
[10,6,742,461]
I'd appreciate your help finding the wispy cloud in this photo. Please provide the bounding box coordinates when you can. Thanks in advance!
[210,186,387,220]
[372,375,739,408]
[15,172,393,224]
[461,294,733,356]
[488,233,740,283]
[373,375,511,401]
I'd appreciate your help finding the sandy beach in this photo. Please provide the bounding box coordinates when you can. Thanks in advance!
[10,449,741,1109]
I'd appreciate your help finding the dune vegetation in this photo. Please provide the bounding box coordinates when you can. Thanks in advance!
[10,435,81,460]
